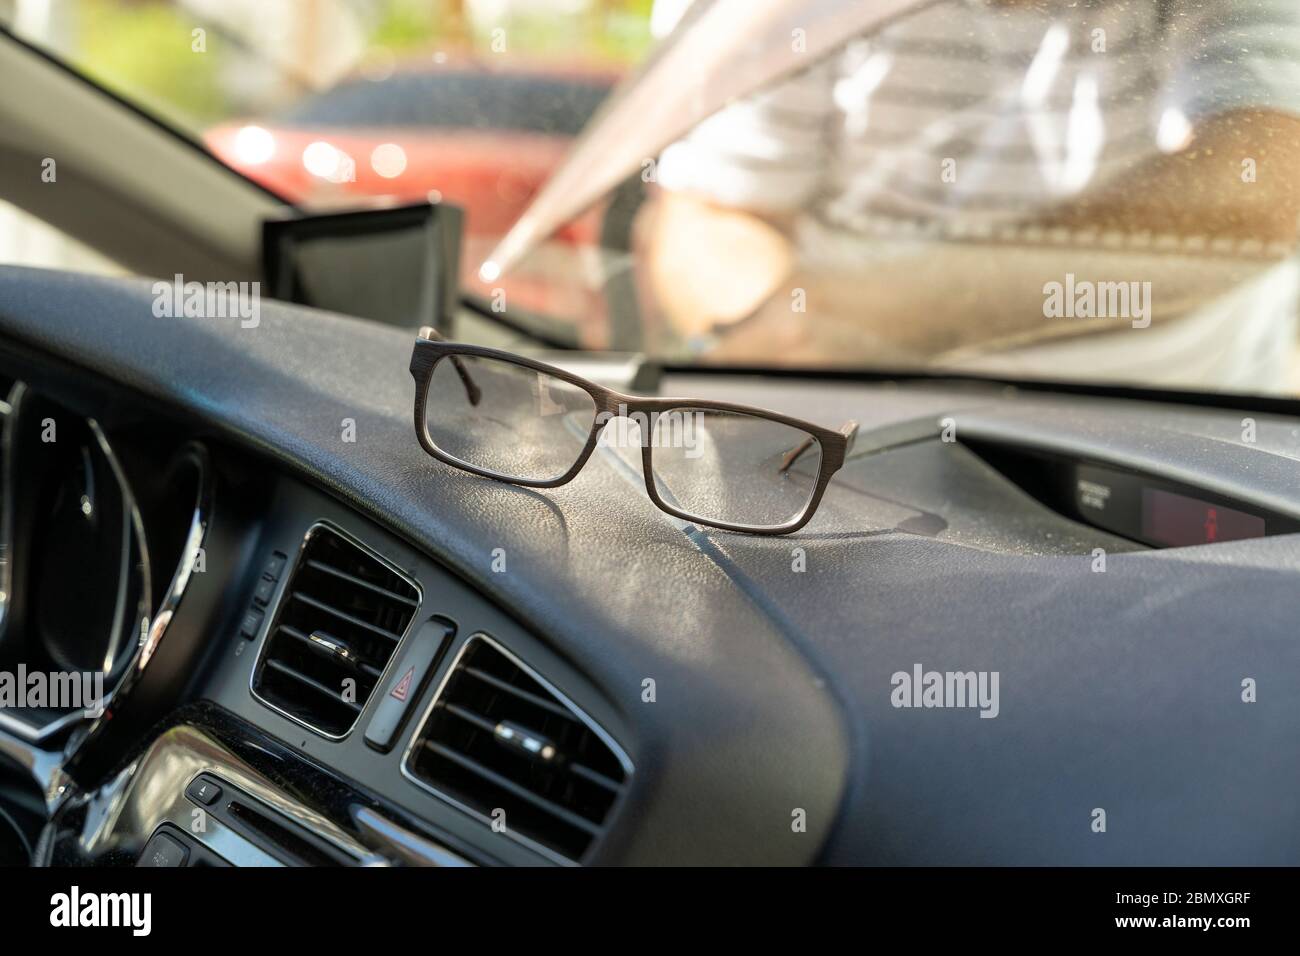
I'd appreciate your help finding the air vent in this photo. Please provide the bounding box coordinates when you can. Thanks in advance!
[252,525,420,737]
[404,636,630,862]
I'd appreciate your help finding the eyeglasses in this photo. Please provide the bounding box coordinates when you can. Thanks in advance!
[409,328,858,535]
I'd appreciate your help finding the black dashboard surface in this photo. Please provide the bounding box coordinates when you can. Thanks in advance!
[2,265,1299,865]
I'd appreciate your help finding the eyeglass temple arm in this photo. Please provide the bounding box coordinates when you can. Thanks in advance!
[419,326,482,406]
[779,420,860,472]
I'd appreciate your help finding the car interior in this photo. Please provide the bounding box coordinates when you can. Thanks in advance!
[0,0,1298,884]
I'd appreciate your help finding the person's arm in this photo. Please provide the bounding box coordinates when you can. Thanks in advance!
[1047,0,1300,243]
[643,50,839,340]
[691,110,1300,366]
[645,191,796,339]
[1038,109,1300,243]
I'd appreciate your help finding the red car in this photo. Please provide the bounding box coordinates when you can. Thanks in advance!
[206,60,619,324]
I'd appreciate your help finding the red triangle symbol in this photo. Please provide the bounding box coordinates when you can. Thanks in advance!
[390,666,415,702]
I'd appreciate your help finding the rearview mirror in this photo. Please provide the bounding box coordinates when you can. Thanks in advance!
[262,201,463,334]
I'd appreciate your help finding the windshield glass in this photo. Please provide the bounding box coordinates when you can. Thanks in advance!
[8,0,1300,399]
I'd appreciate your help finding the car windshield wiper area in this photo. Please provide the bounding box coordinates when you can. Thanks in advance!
[456,293,583,350]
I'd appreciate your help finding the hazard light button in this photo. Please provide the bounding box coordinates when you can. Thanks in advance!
[364,618,452,753]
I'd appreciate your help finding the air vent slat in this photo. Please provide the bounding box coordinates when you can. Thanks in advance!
[304,559,420,607]
[264,659,363,713]
[460,666,578,720]
[421,741,603,837]
[252,526,419,737]
[290,591,403,641]
[567,762,625,794]
[441,701,499,734]
[279,624,384,679]
[405,636,630,862]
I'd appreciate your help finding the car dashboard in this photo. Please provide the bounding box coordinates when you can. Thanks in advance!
[1,265,1299,867]
[0,372,639,867]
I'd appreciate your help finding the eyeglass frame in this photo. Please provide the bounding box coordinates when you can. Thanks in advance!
[409,327,859,535]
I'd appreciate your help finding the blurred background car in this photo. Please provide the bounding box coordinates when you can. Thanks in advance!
[205,58,618,319]
[207,61,614,221]
[0,0,648,335]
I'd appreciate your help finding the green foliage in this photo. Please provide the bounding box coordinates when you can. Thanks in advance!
[371,1,442,52]
[75,0,228,127]
[53,0,659,135]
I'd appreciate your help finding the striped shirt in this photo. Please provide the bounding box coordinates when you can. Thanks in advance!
[655,0,1300,239]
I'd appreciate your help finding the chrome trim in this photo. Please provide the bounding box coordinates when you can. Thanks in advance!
[59,723,373,867]
[309,631,354,662]
[0,395,151,743]
[0,725,71,808]
[351,805,473,867]
[137,443,212,673]
[85,416,152,680]
[0,707,85,744]
[248,519,424,742]
[399,632,634,866]
[0,382,17,647]
[0,439,211,803]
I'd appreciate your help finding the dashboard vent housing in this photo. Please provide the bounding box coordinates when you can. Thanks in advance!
[404,636,630,862]
[252,525,419,737]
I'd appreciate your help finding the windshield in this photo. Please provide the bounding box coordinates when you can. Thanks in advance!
[8,0,1300,399]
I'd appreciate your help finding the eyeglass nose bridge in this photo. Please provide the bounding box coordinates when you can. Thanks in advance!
[590,400,657,448]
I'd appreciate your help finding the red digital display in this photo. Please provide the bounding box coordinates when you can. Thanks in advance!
[1141,488,1266,548]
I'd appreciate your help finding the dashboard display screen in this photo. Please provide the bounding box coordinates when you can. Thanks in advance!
[1140,488,1267,548]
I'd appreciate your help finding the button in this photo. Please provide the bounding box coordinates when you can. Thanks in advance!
[138,831,189,867]
[364,619,452,752]
[186,777,222,806]
[264,552,287,581]
[239,607,263,640]
[253,576,276,606]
